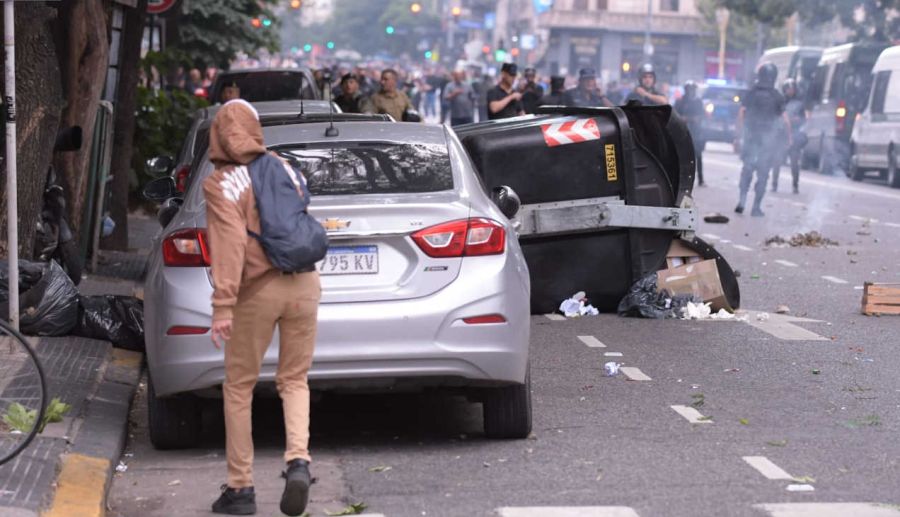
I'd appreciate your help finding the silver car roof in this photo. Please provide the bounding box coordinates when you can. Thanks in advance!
[203,100,337,119]
[264,121,448,147]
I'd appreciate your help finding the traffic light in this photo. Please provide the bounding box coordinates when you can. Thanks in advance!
[290,0,301,8]
[451,6,462,16]
[510,48,520,57]
[303,43,313,52]
[410,2,422,13]
[494,48,507,62]
[424,50,433,59]
[326,41,335,49]
[262,18,272,27]
[385,25,395,34]
[251,17,262,28]
[482,45,491,54]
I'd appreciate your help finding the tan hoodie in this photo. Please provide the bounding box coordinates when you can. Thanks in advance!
[202,101,273,321]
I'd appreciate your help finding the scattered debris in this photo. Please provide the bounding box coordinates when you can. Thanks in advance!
[812,369,821,375]
[739,418,749,425]
[559,291,599,318]
[756,312,770,322]
[618,273,697,319]
[844,415,881,428]
[681,301,741,320]
[604,362,620,377]
[765,231,838,248]
[368,466,392,473]
[775,304,790,314]
[793,475,816,484]
[690,393,705,408]
[723,368,741,373]
[862,283,900,315]
[703,213,730,224]
[326,503,368,516]
[167,480,181,487]
[115,462,128,473]
[786,484,815,492]
[766,440,788,447]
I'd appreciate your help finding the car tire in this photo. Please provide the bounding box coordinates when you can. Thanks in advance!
[849,144,865,182]
[817,135,833,175]
[482,365,532,439]
[889,146,900,189]
[148,374,201,450]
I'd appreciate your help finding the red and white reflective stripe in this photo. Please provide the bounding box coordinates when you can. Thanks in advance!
[541,118,601,147]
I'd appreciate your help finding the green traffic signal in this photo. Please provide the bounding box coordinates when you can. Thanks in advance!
[326,41,335,49]
[262,18,272,27]
[385,25,395,34]
[303,43,313,52]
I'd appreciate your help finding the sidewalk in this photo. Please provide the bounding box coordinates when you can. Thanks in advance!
[0,215,157,517]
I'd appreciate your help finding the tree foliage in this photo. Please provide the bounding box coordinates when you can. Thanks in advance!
[173,0,281,68]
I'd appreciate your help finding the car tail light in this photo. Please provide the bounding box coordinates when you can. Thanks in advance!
[411,218,505,258]
[167,325,210,335]
[174,165,191,193]
[462,314,507,324]
[163,228,211,267]
[835,100,847,133]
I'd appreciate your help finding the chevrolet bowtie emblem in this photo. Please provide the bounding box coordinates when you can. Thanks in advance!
[322,218,351,231]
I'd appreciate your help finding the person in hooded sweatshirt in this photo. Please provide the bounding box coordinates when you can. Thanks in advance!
[203,99,320,517]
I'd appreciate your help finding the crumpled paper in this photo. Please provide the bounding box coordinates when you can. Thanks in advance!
[681,301,742,321]
[559,291,600,318]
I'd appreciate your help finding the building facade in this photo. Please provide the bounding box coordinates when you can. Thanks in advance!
[537,0,706,85]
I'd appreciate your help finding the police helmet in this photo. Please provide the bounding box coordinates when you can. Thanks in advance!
[782,78,797,94]
[638,63,655,78]
[756,63,778,88]
[683,80,697,96]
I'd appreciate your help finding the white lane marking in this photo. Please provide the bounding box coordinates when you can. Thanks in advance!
[743,456,794,480]
[786,484,815,492]
[822,275,849,284]
[742,311,829,341]
[719,239,732,244]
[545,313,566,321]
[754,503,900,516]
[733,244,753,252]
[704,156,900,202]
[578,335,606,348]
[604,352,623,357]
[700,233,721,241]
[791,201,806,207]
[670,405,712,424]
[498,508,641,517]
[849,215,879,223]
[885,222,900,229]
[620,367,651,381]
[774,259,798,267]
[854,285,864,290]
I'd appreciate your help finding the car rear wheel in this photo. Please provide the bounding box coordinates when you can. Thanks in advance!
[148,374,201,449]
[849,144,865,182]
[817,135,833,175]
[888,146,900,189]
[482,365,532,439]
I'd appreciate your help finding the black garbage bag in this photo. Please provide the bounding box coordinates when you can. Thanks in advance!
[617,272,697,319]
[0,259,79,335]
[72,295,144,351]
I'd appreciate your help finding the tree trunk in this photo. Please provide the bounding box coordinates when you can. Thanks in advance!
[102,0,148,251]
[53,0,110,241]
[0,5,64,259]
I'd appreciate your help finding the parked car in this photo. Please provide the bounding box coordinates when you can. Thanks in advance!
[757,46,822,100]
[700,84,747,142]
[850,45,900,188]
[803,42,889,174]
[207,68,320,103]
[145,100,340,202]
[141,116,532,448]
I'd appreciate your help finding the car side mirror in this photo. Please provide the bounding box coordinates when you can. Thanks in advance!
[491,186,521,219]
[402,109,422,122]
[143,176,179,202]
[146,155,175,176]
[157,197,182,228]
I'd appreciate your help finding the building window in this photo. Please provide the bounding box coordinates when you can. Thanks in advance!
[595,0,607,9]
[572,0,588,10]
[660,0,679,11]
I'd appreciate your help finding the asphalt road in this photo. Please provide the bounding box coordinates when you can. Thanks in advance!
[109,142,900,517]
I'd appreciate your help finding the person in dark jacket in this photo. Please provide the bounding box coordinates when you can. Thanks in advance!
[770,78,807,194]
[563,68,612,107]
[519,68,545,114]
[538,76,567,106]
[333,74,367,114]
[487,63,525,120]
[674,80,706,186]
[734,63,791,216]
[625,63,668,105]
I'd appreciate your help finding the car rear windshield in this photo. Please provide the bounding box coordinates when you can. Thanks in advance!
[275,143,454,196]
[215,72,316,102]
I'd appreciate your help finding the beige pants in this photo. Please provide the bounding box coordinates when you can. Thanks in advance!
[223,271,320,488]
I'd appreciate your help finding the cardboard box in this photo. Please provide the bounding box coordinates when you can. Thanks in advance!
[861,282,900,315]
[665,239,703,269]
[657,258,732,312]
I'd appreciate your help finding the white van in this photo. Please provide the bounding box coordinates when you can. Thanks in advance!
[850,45,900,188]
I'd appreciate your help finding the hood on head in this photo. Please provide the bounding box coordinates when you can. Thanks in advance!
[209,100,266,167]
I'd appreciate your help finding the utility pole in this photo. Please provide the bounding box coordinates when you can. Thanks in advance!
[643,0,653,63]
[4,0,18,330]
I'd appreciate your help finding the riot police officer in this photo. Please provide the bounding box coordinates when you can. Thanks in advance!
[625,64,668,105]
[563,68,612,108]
[771,78,807,194]
[674,80,706,186]
[734,63,791,216]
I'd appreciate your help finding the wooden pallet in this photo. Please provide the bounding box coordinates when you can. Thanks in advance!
[862,282,900,315]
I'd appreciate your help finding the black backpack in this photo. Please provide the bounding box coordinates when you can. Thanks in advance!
[246,153,328,272]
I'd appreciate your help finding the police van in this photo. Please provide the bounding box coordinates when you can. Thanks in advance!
[849,45,900,188]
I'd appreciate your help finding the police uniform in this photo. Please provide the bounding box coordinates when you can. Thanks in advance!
[563,88,611,108]
[737,84,785,215]
[771,88,806,194]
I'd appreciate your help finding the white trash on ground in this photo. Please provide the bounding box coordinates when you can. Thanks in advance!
[559,291,600,318]
[681,301,742,321]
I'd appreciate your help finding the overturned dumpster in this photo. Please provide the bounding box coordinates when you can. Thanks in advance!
[454,105,740,314]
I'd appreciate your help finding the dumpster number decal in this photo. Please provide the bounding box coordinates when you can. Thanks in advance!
[605,144,618,181]
[541,118,601,147]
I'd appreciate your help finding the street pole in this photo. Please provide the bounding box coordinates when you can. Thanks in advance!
[4,0,17,330]
[643,0,653,63]
[715,8,730,80]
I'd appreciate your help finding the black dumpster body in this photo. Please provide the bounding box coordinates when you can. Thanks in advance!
[454,105,739,314]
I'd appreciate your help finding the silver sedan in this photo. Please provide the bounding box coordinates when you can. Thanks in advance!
[142,119,532,448]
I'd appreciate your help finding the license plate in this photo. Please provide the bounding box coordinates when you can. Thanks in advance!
[317,245,379,275]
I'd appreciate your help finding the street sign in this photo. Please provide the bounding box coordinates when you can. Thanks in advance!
[147,0,176,14]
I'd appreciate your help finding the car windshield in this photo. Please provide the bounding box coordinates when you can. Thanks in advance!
[216,72,316,102]
[703,87,745,102]
[274,143,454,196]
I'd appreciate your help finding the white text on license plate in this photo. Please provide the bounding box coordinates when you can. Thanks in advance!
[318,246,379,275]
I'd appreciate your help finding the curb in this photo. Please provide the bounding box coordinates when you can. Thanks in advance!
[41,349,143,517]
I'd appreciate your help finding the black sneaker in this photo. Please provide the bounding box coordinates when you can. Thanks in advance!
[280,459,311,516]
[734,204,744,214]
[212,485,256,515]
